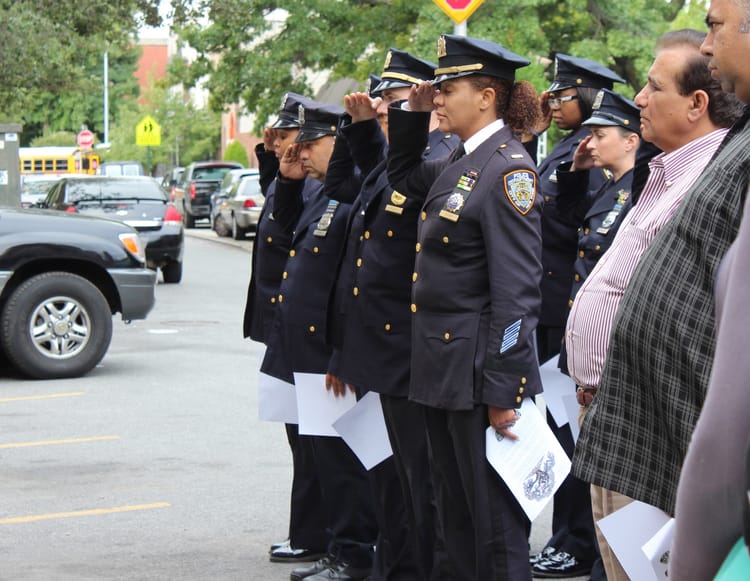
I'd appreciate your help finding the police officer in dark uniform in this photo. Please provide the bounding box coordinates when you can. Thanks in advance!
[387,34,543,580]
[260,101,377,581]
[531,54,626,581]
[242,92,330,564]
[324,49,458,580]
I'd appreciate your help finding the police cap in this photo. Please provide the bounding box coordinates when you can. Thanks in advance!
[271,92,314,129]
[366,74,382,98]
[547,53,625,92]
[583,89,641,135]
[371,49,436,94]
[433,34,530,85]
[295,102,345,143]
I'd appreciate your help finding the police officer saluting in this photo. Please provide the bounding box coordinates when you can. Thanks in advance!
[324,49,458,579]
[387,35,543,580]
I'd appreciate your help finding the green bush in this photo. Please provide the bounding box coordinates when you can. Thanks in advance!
[223,141,248,167]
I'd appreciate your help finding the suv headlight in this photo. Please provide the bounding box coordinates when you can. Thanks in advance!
[119,232,147,263]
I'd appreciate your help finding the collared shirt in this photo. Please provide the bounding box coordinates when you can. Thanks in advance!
[464,119,505,154]
[565,128,729,389]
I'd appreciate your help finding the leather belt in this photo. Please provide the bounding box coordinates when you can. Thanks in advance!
[576,386,598,407]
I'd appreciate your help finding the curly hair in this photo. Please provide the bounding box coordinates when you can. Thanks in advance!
[467,76,542,135]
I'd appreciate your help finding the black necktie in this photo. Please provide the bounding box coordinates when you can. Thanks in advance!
[452,143,465,161]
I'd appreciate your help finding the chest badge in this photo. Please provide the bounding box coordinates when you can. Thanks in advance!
[439,169,479,222]
[504,170,537,215]
[314,200,339,237]
[597,188,630,234]
[385,190,407,215]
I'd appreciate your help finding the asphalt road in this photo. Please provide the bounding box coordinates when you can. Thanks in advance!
[0,227,587,581]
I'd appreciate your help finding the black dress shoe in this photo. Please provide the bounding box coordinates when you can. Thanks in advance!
[532,551,592,578]
[290,555,336,581]
[529,546,556,567]
[304,560,371,581]
[270,543,326,563]
[270,538,290,554]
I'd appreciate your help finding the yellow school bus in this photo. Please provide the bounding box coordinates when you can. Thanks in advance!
[19,146,101,175]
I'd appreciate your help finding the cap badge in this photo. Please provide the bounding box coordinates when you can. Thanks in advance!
[437,36,447,59]
[280,93,289,110]
[592,90,604,111]
[297,104,306,126]
[383,51,392,70]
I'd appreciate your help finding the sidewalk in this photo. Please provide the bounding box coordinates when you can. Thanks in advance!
[184,226,254,253]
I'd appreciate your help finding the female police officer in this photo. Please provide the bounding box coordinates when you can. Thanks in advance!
[387,34,542,580]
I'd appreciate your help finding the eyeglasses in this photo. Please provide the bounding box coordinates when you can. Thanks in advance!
[548,94,579,109]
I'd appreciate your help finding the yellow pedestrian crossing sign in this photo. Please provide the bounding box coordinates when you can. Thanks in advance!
[136,115,161,146]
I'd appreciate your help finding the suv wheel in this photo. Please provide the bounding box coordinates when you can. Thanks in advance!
[0,272,113,379]
[232,215,247,240]
[183,203,196,228]
[162,261,183,284]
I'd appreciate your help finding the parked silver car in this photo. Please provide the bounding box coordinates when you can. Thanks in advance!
[213,172,263,240]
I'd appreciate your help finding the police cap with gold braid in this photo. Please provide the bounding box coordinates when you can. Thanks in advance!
[294,102,345,143]
[432,34,530,86]
[371,48,436,94]
[547,53,625,93]
[271,92,315,129]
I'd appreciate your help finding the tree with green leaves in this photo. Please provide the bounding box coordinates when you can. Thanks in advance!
[0,0,163,142]
[168,0,708,134]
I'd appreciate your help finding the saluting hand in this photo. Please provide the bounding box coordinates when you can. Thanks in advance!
[279,142,306,180]
[571,135,595,172]
[409,82,438,113]
[262,127,277,153]
[345,92,379,123]
[488,405,520,441]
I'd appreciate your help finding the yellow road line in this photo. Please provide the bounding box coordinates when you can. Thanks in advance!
[0,392,85,403]
[0,503,171,525]
[0,435,120,449]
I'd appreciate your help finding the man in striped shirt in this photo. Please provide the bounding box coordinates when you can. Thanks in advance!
[564,29,744,581]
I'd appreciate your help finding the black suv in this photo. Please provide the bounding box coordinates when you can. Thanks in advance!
[0,207,157,379]
[173,161,243,227]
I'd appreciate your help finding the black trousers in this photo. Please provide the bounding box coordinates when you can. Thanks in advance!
[310,434,378,568]
[424,405,531,581]
[285,423,329,551]
[368,395,449,581]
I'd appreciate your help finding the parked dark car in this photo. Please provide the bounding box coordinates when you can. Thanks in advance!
[41,176,184,283]
[213,172,264,240]
[0,207,156,379]
[173,161,243,228]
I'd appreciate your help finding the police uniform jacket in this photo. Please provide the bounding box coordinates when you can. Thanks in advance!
[260,175,352,383]
[538,127,608,327]
[555,164,634,301]
[387,107,543,410]
[326,119,458,396]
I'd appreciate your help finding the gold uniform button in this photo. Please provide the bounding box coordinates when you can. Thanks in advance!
[270,297,276,304]
[411,303,417,313]
[364,230,371,239]
[356,258,363,267]
[353,287,359,296]
[309,325,316,333]
[574,274,580,282]
[577,227,582,233]
[387,230,393,238]
[289,249,296,257]
[578,250,585,258]
[266,236,273,243]
[521,377,527,384]
[442,236,449,244]
[594,244,601,252]
[282,271,288,279]
[444,332,451,341]
[278,294,284,303]
[415,242,422,252]
[412,272,418,282]
[568,299,574,308]
[519,387,525,394]
[359,235,364,241]
[584,228,590,235]
[544,195,551,203]
[516,396,523,404]
[384,323,391,331]
[421,211,427,221]
[313,246,319,254]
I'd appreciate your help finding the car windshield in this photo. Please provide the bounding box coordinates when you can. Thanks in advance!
[237,176,261,196]
[66,179,166,203]
[193,167,237,180]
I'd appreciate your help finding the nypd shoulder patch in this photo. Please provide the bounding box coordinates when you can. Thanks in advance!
[503,170,536,215]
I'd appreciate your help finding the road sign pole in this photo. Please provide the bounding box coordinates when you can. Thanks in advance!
[146,146,151,175]
[454,21,467,36]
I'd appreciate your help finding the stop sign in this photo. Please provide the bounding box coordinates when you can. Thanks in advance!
[77,129,95,149]
[433,0,484,23]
